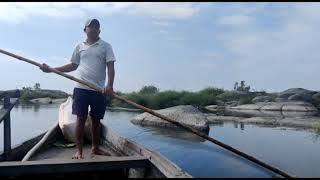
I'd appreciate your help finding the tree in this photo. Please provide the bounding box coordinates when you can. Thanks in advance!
[234,81,250,92]
[34,83,41,90]
[240,81,245,90]
[233,82,239,90]
[139,85,159,94]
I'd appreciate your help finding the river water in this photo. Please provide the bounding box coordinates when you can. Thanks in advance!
[1,103,320,178]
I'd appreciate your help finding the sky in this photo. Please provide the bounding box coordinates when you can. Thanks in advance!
[0,2,320,94]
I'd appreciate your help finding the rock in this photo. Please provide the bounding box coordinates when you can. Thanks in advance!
[206,105,219,109]
[206,115,320,129]
[288,93,313,103]
[29,97,67,104]
[29,97,53,104]
[204,105,225,113]
[282,103,318,112]
[259,102,283,111]
[131,105,209,133]
[228,104,264,110]
[281,110,318,117]
[223,108,317,118]
[51,98,68,104]
[252,96,273,103]
[312,92,320,104]
[278,88,316,98]
[275,97,288,102]
[215,100,225,106]
[228,101,318,112]
[225,101,240,107]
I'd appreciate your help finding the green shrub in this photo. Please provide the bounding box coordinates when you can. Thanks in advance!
[110,85,273,109]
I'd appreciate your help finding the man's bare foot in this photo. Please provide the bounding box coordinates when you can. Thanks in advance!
[72,151,83,159]
[91,148,111,156]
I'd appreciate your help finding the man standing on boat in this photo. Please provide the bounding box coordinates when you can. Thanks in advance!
[40,18,116,159]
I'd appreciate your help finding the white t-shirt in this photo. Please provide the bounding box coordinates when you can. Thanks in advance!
[70,39,116,91]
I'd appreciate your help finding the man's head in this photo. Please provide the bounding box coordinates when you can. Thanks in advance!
[84,18,100,39]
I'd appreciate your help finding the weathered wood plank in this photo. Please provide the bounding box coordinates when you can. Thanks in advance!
[0,156,149,177]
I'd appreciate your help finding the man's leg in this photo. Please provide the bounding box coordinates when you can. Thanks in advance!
[91,118,110,156]
[72,88,90,159]
[72,116,87,159]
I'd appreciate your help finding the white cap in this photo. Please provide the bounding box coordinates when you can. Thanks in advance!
[84,18,100,28]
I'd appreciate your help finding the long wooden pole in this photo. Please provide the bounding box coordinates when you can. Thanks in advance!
[0,48,294,178]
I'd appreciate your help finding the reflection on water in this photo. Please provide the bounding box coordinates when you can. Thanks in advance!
[1,104,320,177]
[220,109,319,118]
[139,125,206,143]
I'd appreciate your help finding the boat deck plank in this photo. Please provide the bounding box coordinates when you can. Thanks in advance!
[30,143,121,161]
[0,156,149,177]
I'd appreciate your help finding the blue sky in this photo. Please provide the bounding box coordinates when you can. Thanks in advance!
[0,2,320,94]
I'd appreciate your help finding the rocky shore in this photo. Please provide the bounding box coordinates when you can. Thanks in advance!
[132,88,320,131]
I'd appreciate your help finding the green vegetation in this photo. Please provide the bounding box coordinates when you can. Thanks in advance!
[19,83,70,102]
[2,82,271,109]
[110,84,269,110]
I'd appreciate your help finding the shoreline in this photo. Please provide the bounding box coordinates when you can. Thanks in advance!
[205,113,320,131]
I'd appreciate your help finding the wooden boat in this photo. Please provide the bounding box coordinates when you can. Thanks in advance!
[0,97,192,178]
[0,122,192,178]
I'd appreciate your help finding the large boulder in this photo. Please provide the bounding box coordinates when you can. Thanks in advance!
[29,97,67,104]
[278,88,316,98]
[29,97,53,104]
[275,97,288,102]
[277,88,317,102]
[228,104,264,110]
[288,93,313,103]
[312,92,320,104]
[204,105,225,113]
[252,96,273,103]
[131,105,209,133]
[52,98,68,103]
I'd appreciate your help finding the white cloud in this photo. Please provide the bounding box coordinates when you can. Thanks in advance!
[127,2,199,19]
[0,2,200,24]
[202,51,224,59]
[152,20,175,26]
[213,3,320,91]
[165,37,185,41]
[218,14,254,26]
[158,30,170,35]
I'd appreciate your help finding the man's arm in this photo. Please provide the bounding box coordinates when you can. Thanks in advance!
[103,62,115,94]
[40,63,78,73]
[55,63,78,72]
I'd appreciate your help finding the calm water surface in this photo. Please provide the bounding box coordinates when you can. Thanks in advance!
[1,103,320,178]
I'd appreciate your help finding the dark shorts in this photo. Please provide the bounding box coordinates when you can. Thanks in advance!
[72,88,107,120]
